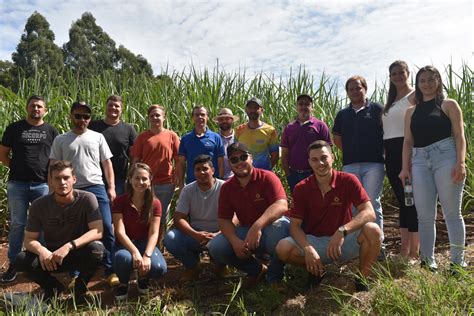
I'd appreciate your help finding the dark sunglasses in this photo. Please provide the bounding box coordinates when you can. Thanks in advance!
[73,113,91,120]
[229,154,249,164]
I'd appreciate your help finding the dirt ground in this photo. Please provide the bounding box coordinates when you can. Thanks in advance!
[1,204,473,313]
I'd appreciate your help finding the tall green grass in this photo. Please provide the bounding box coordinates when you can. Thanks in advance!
[0,63,472,228]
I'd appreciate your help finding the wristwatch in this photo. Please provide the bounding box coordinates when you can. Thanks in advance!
[69,240,77,250]
[338,225,347,237]
[143,252,152,258]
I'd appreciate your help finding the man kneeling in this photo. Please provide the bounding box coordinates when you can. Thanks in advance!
[15,160,104,301]
[276,141,381,291]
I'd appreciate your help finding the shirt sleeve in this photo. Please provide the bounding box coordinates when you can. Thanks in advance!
[217,183,234,219]
[264,171,287,203]
[129,125,137,147]
[319,121,333,145]
[99,134,113,162]
[280,126,289,148]
[111,195,126,214]
[269,127,279,153]
[289,183,306,220]
[172,132,180,158]
[347,174,371,207]
[131,133,144,159]
[152,198,162,217]
[1,124,14,148]
[215,135,225,157]
[178,135,187,156]
[85,192,102,223]
[25,200,42,232]
[175,185,191,216]
[49,136,62,160]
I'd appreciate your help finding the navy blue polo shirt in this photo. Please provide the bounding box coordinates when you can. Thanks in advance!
[332,101,384,165]
[178,128,225,183]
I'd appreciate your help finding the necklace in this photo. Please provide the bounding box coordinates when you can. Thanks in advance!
[197,181,217,200]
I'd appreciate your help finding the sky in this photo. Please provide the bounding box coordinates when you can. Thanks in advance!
[0,0,472,95]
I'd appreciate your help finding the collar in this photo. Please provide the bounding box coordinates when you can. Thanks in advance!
[192,127,209,137]
[350,99,369,113]
[219,129,234,139]
[228,167,257,187]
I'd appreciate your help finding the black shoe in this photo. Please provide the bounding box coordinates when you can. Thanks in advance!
[43,279,65,302]
[354,276,368,292]
[306,271,326,290]
[420,260,438,273]
[377,247,387,262]
[137,278,149,295]
[114,284,128,301]
[72,277,88,303]
[448,262,467,277]
[1,265,17,283]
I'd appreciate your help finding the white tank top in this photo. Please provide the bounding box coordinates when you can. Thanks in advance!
[382,95,413,140]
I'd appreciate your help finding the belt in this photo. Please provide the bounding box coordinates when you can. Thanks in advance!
[290,168,312,174]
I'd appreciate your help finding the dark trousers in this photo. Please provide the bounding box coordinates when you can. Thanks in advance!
[384,137,418,232]
[14,241,104,292]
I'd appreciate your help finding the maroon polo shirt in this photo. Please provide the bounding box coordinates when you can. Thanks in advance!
[290,170,370,236]
[218,168,287,227]
[112,193,162,241]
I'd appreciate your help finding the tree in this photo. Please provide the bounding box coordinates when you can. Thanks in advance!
[0,60,16,90]
[11,11,64,78]
[63,12,116,75]
[115,45,153,77]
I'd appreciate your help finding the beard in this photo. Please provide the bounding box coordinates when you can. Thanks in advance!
[219,123,232,131]
[247,113,259,121]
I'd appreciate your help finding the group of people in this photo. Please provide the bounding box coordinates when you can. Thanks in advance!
[0,62,467,302]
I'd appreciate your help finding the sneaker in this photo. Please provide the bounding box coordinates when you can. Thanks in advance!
[242,264,267,288]
[137,278,149,295]
[43,279,65,302]
[180,265,202,282]
[114,284,128,301]
[306,271,326,290]
[1,265,17,283]
[420,260,438,273]
[212,264,232,279]
[107,273,120,288]
[354,276,368,292]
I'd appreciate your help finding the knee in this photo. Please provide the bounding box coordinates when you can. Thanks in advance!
[163,230,177,251]
[275,239,295,262]
[113,249,132,266]
[207,235,228,258]
[360,223,382,245]
[86,241,105,263]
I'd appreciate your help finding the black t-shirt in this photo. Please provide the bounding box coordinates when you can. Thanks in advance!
[89,120,137,180]
[1,120,59,182]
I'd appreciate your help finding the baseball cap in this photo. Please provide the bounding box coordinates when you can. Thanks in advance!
[70,101,92,113]
[245,97,263,108]
[297,94,313,103]
[227,142,250,157]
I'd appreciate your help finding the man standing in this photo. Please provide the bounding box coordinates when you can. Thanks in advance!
[235,97,279,170]
[276,141,381,291]
[49,101,118,286]
[281,94,332,192]
[0,95,58,283]
[14,160,104,301]
[212,108,239,179]
[177,105,225,188]
[332,76,385,242]
[208,143,289,287]
[89,95,137,195]
[164,155,228,281]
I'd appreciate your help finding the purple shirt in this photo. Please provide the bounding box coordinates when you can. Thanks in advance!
[281,117,332,171]
[220,130,235,179]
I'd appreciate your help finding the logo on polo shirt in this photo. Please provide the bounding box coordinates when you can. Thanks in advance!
[204,141,214,149]
[254,193,264,202]
[364,112,372,119]
[331,196,342,205]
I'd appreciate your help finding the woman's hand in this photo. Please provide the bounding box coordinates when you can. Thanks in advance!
[399,169,411,186]
[139,255,152,276]
[451,162,466,183]
[132,251,143,269]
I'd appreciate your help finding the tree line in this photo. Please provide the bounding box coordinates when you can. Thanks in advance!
[0,11,154,91]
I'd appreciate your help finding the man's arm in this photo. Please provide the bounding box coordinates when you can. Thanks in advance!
[101,159,116,201]
[51,219,103,266]
[280,147,290,176]
[270,151,279,169]
[176,155,186,190]
[217,156,224,179]
[245,198,287,250]
[174,211,214,246]
[290,217,325,276]
[0,145,11,167]
[332,134,343,151]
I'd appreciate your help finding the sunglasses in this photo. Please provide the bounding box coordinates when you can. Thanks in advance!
[229,154,249,164]
[73,113,91,120]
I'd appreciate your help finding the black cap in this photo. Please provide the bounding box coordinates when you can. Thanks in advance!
[297,94,313,103]
[70,101,92,113]
[227,142,250,157]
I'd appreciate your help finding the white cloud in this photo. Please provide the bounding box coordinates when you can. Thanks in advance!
[0,0,472,95]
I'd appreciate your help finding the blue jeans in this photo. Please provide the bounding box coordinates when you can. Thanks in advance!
[343,162,385,240]
[164,228,206,269]
[81,185,114,274]
[411,137,465,267]
[286,170,312,193]
[207,217,290,283]
[153,183,175,227]
[7,181,49,263]
[114,179,126,196]
[112,240,167,284]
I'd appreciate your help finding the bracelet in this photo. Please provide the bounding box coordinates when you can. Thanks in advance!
[69,240,77,250]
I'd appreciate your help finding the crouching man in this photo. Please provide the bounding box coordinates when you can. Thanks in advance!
[14,160,104,301]
[276,141,381,291]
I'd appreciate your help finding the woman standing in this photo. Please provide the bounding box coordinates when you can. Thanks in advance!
[400,65,466,271]
[112,163,167,300]
[131,105,180,243]
[382,61,419,260]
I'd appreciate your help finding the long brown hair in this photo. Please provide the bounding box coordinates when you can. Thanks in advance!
[126,163,155,224]
[415,65,445,107]
[384,60,410,114]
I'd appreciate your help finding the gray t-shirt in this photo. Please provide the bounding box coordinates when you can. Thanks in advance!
[50,129,113,188]
[26,190,102,250]
[175,179,224,232]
